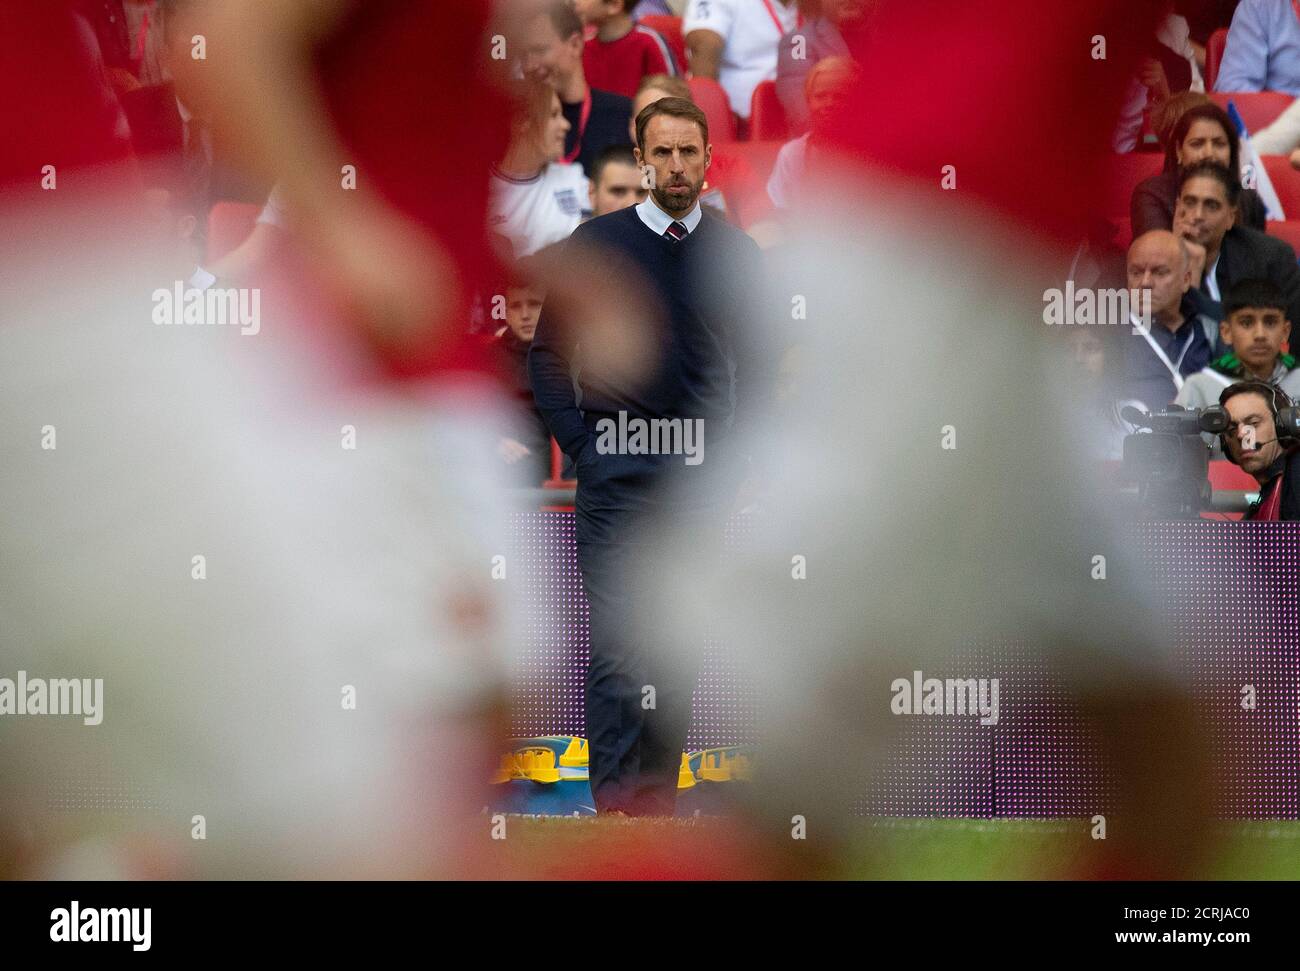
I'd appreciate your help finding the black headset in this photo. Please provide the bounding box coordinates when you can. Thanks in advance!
[1216,381,1299,460]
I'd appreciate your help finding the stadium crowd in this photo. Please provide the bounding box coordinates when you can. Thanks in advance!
[1081,1,1300,517]
[13,0,1300,519]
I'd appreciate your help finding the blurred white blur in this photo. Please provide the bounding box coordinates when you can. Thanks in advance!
[0,186,516,879]
[639,166,1195,856]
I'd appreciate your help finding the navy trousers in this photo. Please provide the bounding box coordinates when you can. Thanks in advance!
[573,426,727,816]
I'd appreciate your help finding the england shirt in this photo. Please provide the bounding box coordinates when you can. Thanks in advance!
[683,0,799,119]
[488,162,591,258]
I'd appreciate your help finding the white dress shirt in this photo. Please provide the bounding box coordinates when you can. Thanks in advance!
[635,194,703,235]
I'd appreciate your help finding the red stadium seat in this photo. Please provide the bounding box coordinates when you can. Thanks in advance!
[1109,215,1132,251]
[1103,151,1163,217]
[1209,91,1294,136]
[1262,154,1300,217]
[639,14,686,75]
[1266,219,1300,255]
[711,140,783,227]
[1208,460,1260,493]
[207,201,260,262]
[1207,460,1260,520]
[749,80,788,141]
[718,140,782,189]
[1205,28,1228,92]
[688,76,737,142]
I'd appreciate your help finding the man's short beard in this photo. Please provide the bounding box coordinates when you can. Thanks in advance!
[651,180,702,215]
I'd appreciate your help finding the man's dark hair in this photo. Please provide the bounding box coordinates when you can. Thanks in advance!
[590,144,638,186]
[1220,380,1286,414]
[542,0,583,40]
[635,96,709,152]
[1177,159,1241,207]
[1224,278,1288,319]
[1164,102,1241,176]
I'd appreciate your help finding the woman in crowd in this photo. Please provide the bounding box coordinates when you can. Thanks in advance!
[1130,100,1266,236]
[488,78,589,259]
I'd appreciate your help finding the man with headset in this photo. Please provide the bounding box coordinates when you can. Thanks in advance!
[1219,381,1300,520]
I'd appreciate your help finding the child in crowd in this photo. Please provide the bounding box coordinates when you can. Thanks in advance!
[1176,278,1300,452]
[575,0,680,99]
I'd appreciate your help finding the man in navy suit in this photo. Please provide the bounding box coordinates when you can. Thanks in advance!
[529,97,768,816]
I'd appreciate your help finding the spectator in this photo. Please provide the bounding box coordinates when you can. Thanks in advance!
[1112,4,1204,153]
[1219,381,1300,519]
[576,0,679,99]
[489,80,590,259]
[776,0,875,135]
[1172,161,1300,326]
[588,144,649,216]
[1119,229,1213,411]
[1131,102,1266,237]
[766,56,858,210]
[491,256,555,485]
[518,0,634,178]
[1215,0,1300,95]
[1176,279,1300,453]
[631,74,767,222]
[1194,277,1300,391]
[684,0,800,130]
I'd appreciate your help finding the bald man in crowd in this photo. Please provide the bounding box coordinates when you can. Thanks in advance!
[1119,229,1214,412]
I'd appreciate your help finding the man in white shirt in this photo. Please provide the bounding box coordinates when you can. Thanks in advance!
[684,0,799,125]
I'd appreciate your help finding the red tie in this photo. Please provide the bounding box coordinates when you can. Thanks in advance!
[664,221,687,241]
